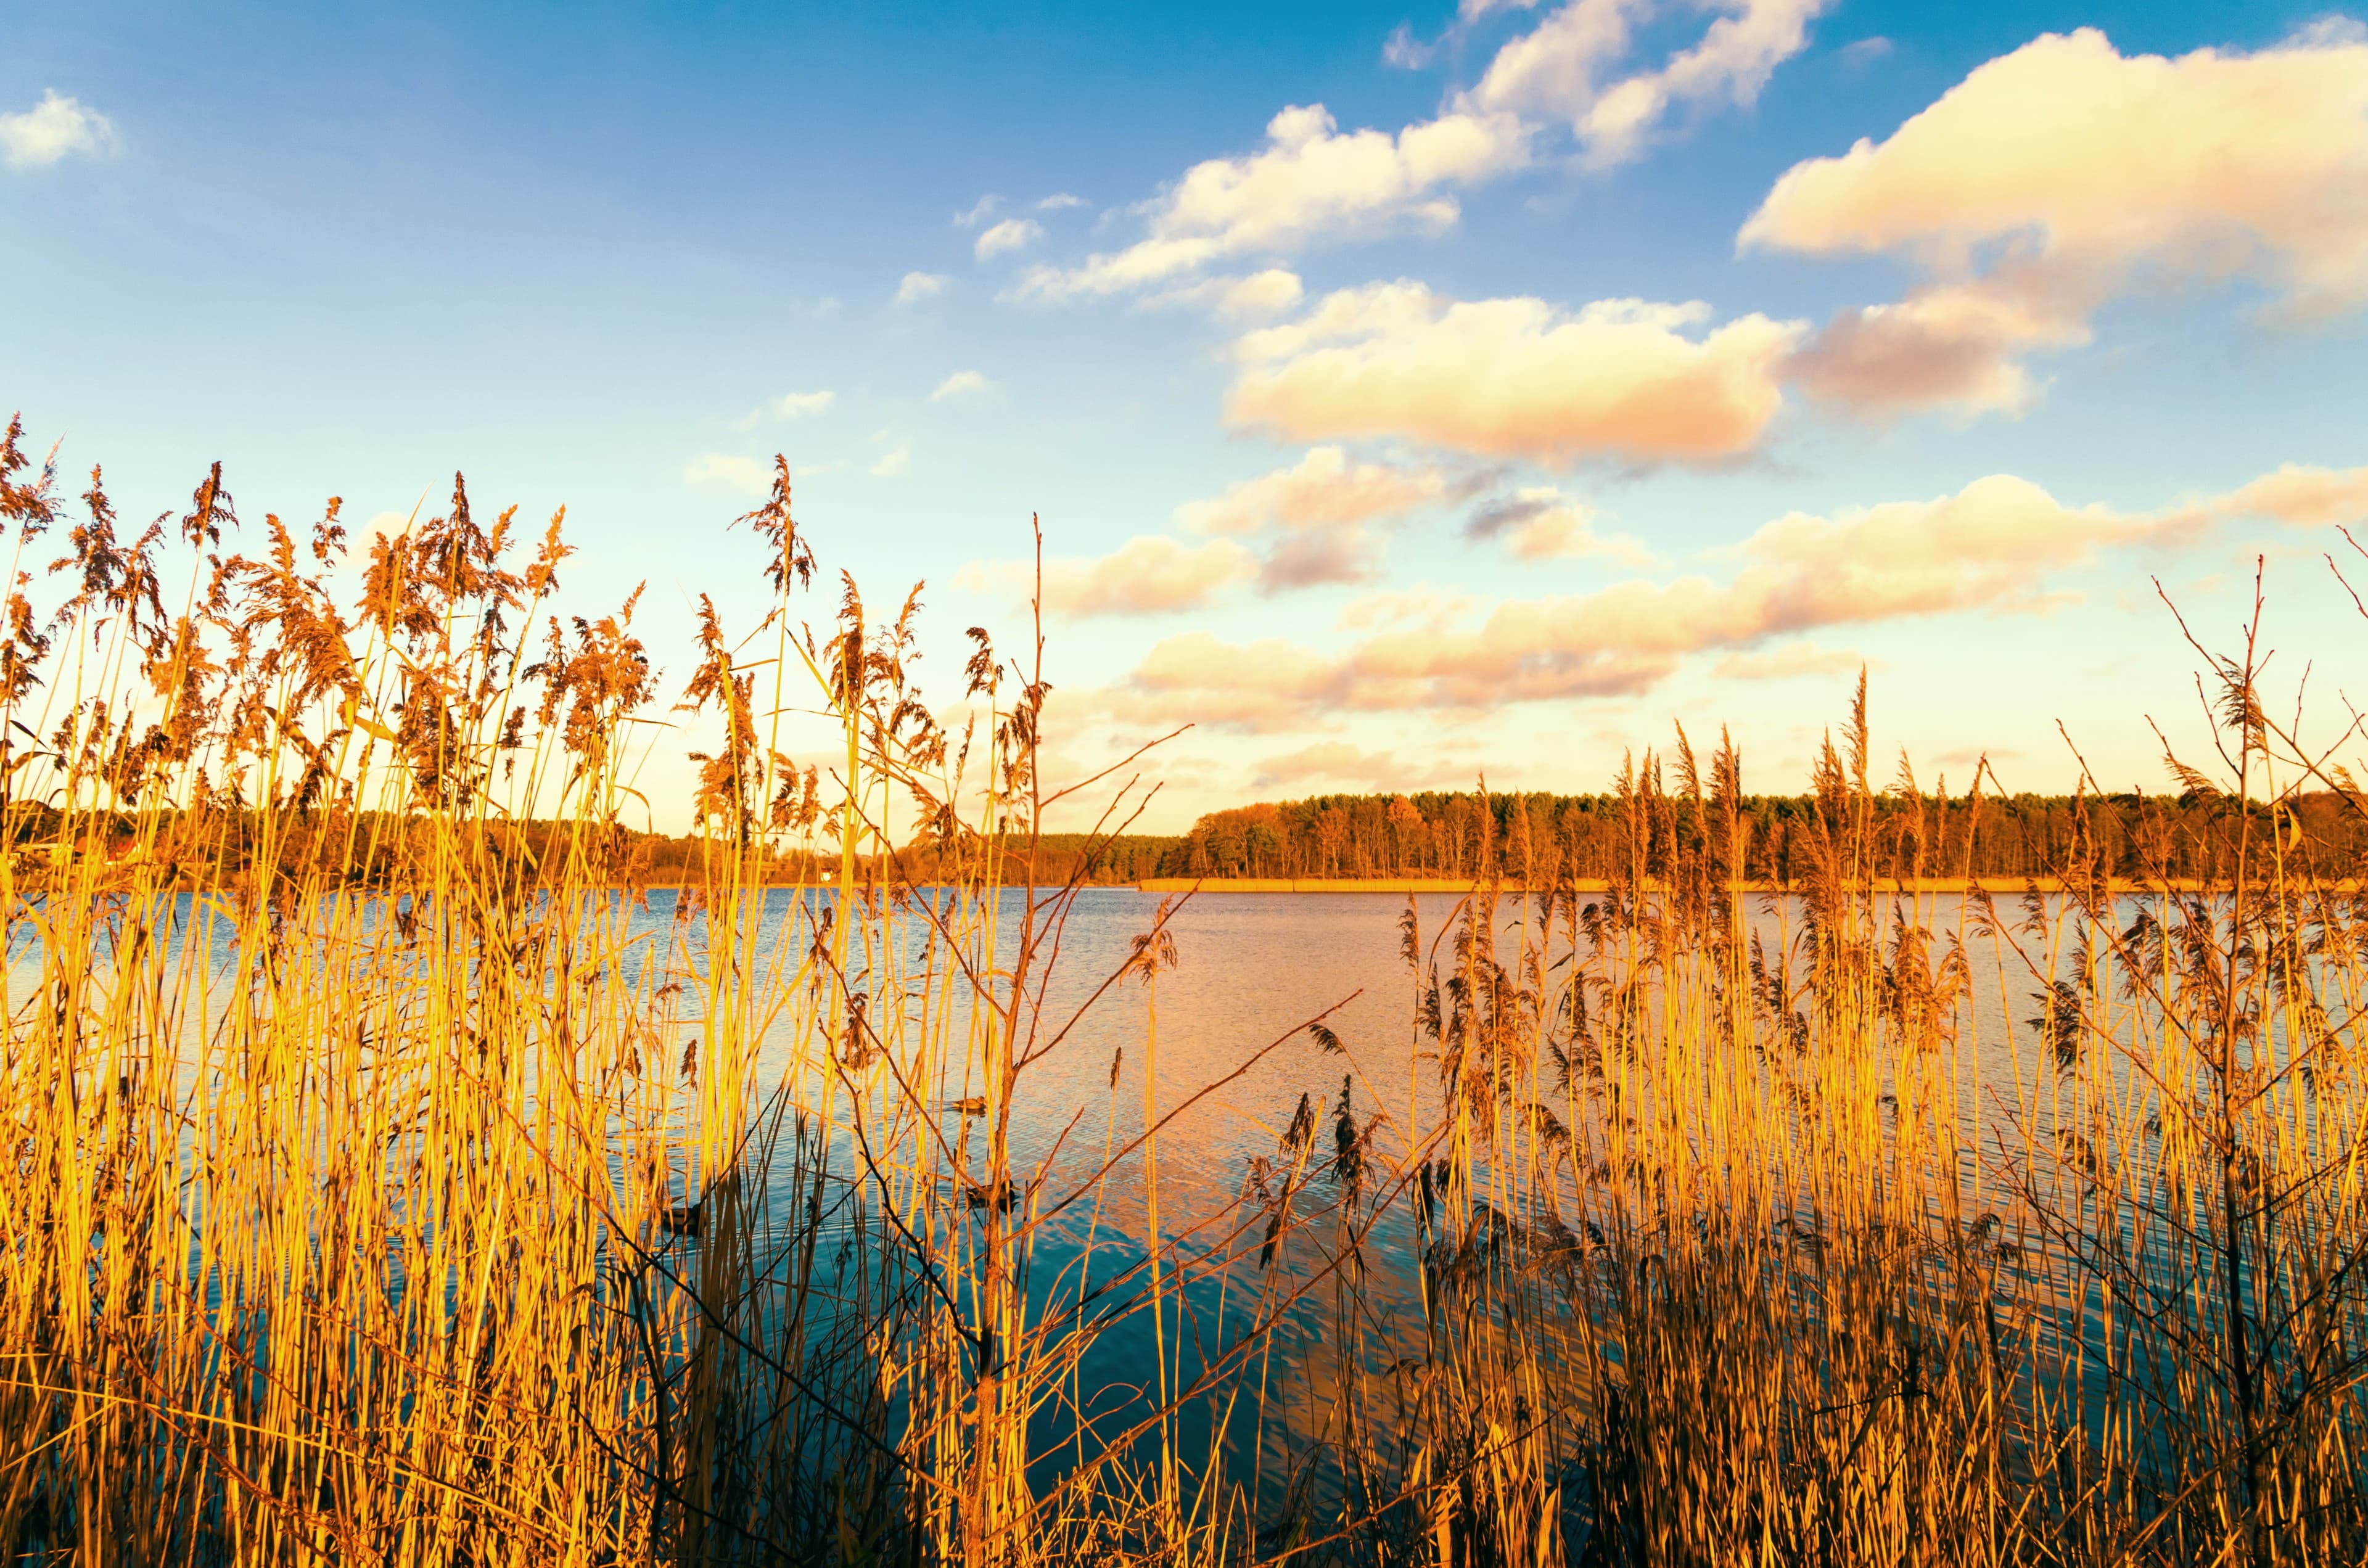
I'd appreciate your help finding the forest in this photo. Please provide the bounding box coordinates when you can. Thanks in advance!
[22,787,2356,890]
[1134,780,2367,884]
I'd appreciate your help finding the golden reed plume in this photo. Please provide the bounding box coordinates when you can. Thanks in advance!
[0,417,2362,1565]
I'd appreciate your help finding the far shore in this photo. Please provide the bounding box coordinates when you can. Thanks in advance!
[1132,876,2354,895]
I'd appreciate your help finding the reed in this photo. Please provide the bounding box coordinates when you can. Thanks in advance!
[0,416,2362,1565]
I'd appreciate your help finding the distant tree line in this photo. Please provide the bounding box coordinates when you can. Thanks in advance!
[6,803,1183,890]
[1135,786,2368,884]
[875,832,1181,887]
[28,787,2361,891]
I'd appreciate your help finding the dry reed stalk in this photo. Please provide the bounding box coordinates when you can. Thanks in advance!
[0,418,2362,1566]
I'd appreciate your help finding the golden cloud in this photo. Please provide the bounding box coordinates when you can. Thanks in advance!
[1225,284,1804,466]
[1745,27,2368,414]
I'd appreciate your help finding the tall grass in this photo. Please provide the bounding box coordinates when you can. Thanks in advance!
[0,418,2362,1565]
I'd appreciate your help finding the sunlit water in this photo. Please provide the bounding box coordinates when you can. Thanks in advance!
[684,886,2118,1494]
[11,885,2265,1511]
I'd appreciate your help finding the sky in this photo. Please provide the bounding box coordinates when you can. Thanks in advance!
[7,1,2368,832]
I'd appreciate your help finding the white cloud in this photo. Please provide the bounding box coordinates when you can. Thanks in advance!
[1037,192,1089,211]
[871,440,912,478]
[1016,102,1529,298]
[1150,268,1307,319]
[1011,2,1828,300]
[895,271,951,305]
[1383,24,1437,72]
[1779,284,2086,416]
[1745,27,2368,415]
[930,370,993,401]
[684,454,771,491]
[955,195,1002,227]
[1389,0,1569,75]
[1119,633,1376,733]
[1220,269,1308,317]
[1465,486,1651,562]
[1176,445,1454,590]
[2290,15,2368,49]
[975,217,1045,261]
[731,390,836,429]
[2184,462,2368,530]
[1466,0,1831,168]
[1121,626,1672,731]
[1104,467,2231,728]
[1227,282,1804,466]
[1177,445,1448,535]
[966,448,1486,616]
[1,90,113,168]
[960,536,1260,618]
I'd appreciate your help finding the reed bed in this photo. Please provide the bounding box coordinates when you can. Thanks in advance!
[0,416,2363,1566]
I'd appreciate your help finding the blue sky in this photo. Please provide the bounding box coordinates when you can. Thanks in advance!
[9,1,2368,830]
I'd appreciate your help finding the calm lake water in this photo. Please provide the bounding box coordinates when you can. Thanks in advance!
[683,885,2096,1488]
[15,882,2095,1273]
[750,885,2073,1213]
[13,882,2197,1501]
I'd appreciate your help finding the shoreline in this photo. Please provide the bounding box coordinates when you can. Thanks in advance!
[1130,876,2348,895]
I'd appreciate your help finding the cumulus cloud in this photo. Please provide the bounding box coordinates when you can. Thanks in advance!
[2296,15,2368,46]
[955,195,1002,227]
[1150,269,1307,318]
[1078,456,2364,734]
[2185,462,2368,530]
[960,536,1259,618]
[895,271,950,305]
[870,440,912,478]
[1010,3,1829,302]
[930,370,993,401]
[1037,192,1089,211]
[1,90,113,167]
[1383,23,1439,72]
[1466,0,1830,168]
[1103,469,2226,728]
[1127,624,1673,729]
[731,390,835,429]
[1178,445,1447,535]
[1780,284,2087,416]
[1725,475,2172,619]
[975,218,1044,260]
[1122,633,1363,731]
[969,446,1455,615]
[1227,282,1803,466]
[1465,486,1650,562]
[1217,268,1309,318]
[1016,103,1529,298]
[684,454,771,491]
[1175,445,1457,590]
[1745,27,2368,415]
[1256,530,1386,592]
